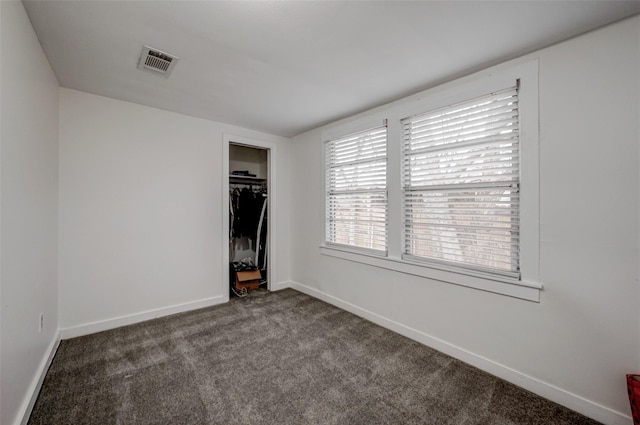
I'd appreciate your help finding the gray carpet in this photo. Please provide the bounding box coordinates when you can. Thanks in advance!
[28,288,601,425]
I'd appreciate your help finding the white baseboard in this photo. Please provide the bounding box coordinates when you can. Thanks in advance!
[270,280,293,291]
[289,281,631,425]
[59,295,227,339]
[17,331,61,425]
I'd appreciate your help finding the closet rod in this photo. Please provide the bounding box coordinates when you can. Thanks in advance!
[229,182,267,191]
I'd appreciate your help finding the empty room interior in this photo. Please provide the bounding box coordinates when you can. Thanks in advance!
[2,1,640,424]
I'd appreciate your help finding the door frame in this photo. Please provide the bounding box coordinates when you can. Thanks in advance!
[222,134,277,300]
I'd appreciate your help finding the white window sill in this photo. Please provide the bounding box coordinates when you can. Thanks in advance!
[319,244,542,302]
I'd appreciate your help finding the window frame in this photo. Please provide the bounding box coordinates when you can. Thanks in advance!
[323,121,389,256]
[320,61,540,301]
[401,85,521,279]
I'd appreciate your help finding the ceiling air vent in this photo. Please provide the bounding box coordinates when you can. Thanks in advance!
[137,45,179,77]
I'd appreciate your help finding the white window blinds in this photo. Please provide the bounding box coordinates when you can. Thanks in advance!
[402,85,520,277]
[326,125,387,254]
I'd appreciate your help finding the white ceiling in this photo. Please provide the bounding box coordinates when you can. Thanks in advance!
[23,1,640,138]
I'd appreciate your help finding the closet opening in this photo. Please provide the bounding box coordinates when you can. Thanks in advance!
[228,142,269,298]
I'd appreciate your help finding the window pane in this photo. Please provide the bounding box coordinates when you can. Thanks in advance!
[404,188,519,272]
[326,126,387,253]
[402,86,520,275]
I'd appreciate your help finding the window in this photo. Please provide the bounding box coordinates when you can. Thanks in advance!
[320,61,539,301]
[325,125,388,254]
[401,85,520,278]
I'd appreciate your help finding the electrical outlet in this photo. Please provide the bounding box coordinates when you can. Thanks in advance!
[39,313,44,333]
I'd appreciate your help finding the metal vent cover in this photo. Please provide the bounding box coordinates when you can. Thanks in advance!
[137,46,179,77]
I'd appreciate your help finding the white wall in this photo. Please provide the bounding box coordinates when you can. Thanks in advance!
[290,16,640,425]
[58,89,290,333]
[0,2,60,425]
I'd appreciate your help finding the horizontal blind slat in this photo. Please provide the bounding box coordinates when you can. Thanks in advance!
[405,89,518,126]
[404,116,518,148]
[404,106,518,136]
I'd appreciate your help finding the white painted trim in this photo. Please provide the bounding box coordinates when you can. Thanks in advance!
[221,136,231,303]
[59,295,226,339]
[223,133,278,295]
[288,281,631,425]
[17,331,61,425]
[320,245,542,302]
[269,280,293,292]
[321,116,388,143]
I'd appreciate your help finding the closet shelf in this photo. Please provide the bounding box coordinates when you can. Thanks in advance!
[229,175,266,183]
[229,174,267,183]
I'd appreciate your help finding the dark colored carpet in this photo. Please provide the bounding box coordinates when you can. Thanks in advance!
[28,288,601,425]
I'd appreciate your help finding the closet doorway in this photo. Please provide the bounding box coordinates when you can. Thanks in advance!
[224,136,274,298]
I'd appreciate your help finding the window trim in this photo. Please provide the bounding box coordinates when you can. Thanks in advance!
[320,60,540,301]
[323,121,389,255]
[319,243,541,301]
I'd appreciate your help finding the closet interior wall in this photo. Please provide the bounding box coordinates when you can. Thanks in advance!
[229,144,269,291]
